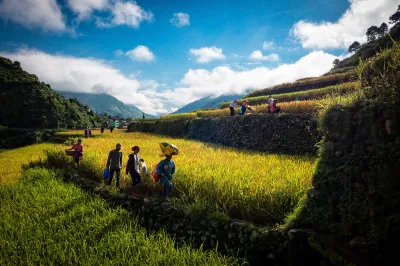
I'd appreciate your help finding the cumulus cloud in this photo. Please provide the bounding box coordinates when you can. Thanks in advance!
[0,48,343,115]
[189,46,226,63]
[292,0,399,49]
[263,41,275,50]
[67,0,108,20]
[125,46,155,62]
[0,48,167,115]
[96,1,153,28]
[0,0,66,32]
[114,49,124,57]
[157,51,342,107]
[249,50,280,61]
[170,12,190,27]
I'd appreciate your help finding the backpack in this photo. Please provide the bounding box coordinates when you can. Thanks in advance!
[152,164,160,182]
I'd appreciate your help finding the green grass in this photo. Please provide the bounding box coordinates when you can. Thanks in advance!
[220,82,359,108]
[0,167,241,266]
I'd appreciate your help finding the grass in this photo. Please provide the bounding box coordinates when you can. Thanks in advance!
[160,113,197,120]
[49,130,316,225]
[245,72,355,98]
[220,82,359,108]
[0,143,54,185]
[0,167,241,265]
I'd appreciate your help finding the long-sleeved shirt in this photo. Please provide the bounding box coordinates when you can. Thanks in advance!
[229,101,237,108]
[107,149,123,169]
[126,153,140,173]
[156,159,175,183]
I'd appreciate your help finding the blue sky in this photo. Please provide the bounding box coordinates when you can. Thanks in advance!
[0,0,398,114]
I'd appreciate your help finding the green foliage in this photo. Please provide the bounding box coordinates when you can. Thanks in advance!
[0,56,103,129]
[220,82,358,108]
[245,72,354,98]
[0,168,240,265]
[291,43,400,262]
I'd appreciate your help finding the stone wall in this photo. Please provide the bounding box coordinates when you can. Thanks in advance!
[128,114,319,155]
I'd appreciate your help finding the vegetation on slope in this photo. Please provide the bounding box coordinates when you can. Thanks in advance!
[0,57,102,129]
[287,43,400,263]
[220,82,359,108]
[0,167,240,265]
[49,130,315,225]
[244,72,355,98]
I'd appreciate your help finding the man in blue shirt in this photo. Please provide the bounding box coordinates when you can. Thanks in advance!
[156,154,176,197]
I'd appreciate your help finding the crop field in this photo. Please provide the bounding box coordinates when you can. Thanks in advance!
[52,130,315,225]
[245,71,355,97]
[0,166,240,265]
[220,82,359,108]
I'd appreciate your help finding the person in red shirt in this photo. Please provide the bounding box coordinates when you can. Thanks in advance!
[68,138,83,167]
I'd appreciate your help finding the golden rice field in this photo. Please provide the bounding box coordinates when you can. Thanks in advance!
[0,143,54,185]
[53,130,315,225]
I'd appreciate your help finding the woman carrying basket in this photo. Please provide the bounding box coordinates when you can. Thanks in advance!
[68,138,83,167]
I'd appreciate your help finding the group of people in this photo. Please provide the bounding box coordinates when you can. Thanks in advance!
[228,95,280,116]
[105,143,175,196]
[68,139,176,197]
[100,126,114,133]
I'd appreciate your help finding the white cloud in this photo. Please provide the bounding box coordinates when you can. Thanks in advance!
[97,1,153,28]
[158,51,342,107]
[292,0,399,49]
[125,46,155,62]
[114,49,124,57]
[189,46,226,63]
[170,12,190,27]
[0,0,66,32]
[67,0,108,19]
[249,50,280,61]
[0,48,167,115]
[0,48,343,115]
[263,41,275,50]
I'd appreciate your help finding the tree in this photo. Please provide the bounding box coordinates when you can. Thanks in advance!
[348,41,361,53]
[378,23,389,38]
[366,26,379,42]
[389,5,400,24]
[333,59,340,67]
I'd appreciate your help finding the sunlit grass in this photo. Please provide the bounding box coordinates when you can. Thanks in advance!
[0,168,241,265]
[53,130,315,224]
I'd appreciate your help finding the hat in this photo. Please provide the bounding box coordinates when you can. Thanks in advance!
[116,143,122,147]
[78,138,82,141]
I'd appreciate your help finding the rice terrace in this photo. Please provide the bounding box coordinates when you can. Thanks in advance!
[1,1,400,266]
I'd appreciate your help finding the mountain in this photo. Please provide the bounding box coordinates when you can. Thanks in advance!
[0,56,102,129]
[172,93,247,114]
[59,92,153,119]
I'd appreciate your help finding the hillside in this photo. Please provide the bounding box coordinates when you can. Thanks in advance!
[0,57,102,129]
[59,92,153,119]
[172,93,246,114]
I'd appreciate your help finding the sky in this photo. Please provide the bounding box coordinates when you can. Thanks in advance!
[0,0,398,115]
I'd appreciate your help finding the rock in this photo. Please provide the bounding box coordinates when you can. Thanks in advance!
[228,232,236,239]
[201,236,207,242]
[267,253,275,260]
[211,234,217,240]
[93,187,102,192]
[230,221,242,230]
[324,141,335,151]
[349,236,367,248]
[335,151,342,157]
[161,202,171,211]
[210,220,219,228]
[288,229,314,242]
[117,193,128,200]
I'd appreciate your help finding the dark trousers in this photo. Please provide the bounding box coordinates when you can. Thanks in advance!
[229,107,234,116]
[130,170,141,186]
[108,169,121,187]
[268,106,271,113]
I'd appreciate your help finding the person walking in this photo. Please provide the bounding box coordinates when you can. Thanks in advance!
[126,146,141,187]
[156,154,176,197]
[142,113,145,120]
[68,138,83,168]
[229,100,238,116]
[267,96,274,113]
[106,143,123,188]
[110,126,114,133]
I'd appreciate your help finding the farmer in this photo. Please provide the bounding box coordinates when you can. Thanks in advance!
[110,126,114,133]
[156,154,176,197]
[106,143,123,188]
[142,113,146,120]
[126,146,141,187]
[267,96,274,113]
[239,100,254,115]
[100,126,104,133]
[271,99,281,113]
[84,127,92,138]
[68,138,83,167]
[229,100,238,116]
